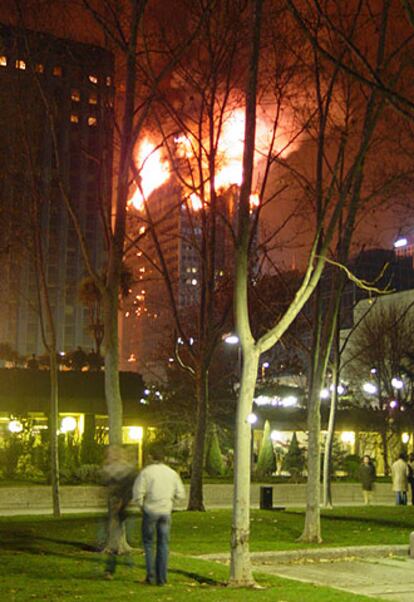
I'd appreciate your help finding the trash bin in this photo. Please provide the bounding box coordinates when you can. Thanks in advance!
[260,486,273,509]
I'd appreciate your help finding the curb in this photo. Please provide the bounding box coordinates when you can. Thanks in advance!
[200,544,409,564]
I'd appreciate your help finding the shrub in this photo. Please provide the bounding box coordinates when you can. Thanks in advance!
[74,464,102,484]
[255,420,276,478]
[205,426,224,476]
[283,432,305,481]
[343,454,361,479]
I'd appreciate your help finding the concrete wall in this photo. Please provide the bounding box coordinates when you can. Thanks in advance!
[0,482,398,515]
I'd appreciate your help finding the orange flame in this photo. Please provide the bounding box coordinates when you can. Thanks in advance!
[190,193,203,211]
[249,192,260,210]
[130,139,170,210]
[131,106,295,210]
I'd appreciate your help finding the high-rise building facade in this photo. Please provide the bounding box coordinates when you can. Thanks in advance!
[120,180,239,381]
[0,24,113,356]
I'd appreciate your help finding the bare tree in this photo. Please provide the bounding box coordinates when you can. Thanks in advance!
[230,0,391,581]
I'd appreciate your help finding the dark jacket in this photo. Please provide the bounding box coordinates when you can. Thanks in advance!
[359,462,376,491]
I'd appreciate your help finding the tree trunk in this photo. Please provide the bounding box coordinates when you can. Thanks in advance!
[49,351,60,517]
[103,287,123,446]
[300,380,322,543]
[229,348,259,586]
[188,367,208,511]
[381,426,390,476]
[322,383,337,509]
[322,326,340,508]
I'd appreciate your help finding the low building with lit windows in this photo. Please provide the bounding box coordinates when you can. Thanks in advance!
[0,368,150,450]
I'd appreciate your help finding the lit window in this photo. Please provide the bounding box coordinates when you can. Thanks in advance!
[15,59,26,70]
[70,114,79,124]
[88,116,97,126]
[35,63,44,73]
[53,65,62,77]
[89,74,98,84]
[71,89,80,102]
[0,56,7,67]
[88,93,98,105]
[106,75,112,86]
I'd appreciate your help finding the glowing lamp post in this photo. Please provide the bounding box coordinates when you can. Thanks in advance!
[224,334,239,345]
[128,426,144,468]
[8,420,23,434]
[363,382,378,395]
[247,413,257,425]
[60,416,77,434]
[394,237,408,249]
[391,377,403,390]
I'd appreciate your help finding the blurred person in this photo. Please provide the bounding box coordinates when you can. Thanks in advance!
[358,455,376,505]
[102,445,137,579]
[133,446,185,586]
[391,452,409,505]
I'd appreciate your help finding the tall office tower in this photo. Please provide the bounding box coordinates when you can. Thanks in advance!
[120,179,239,382]
[0,24,113,356]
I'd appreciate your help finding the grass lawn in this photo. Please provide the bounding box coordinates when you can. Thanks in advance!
[1,507,413,601]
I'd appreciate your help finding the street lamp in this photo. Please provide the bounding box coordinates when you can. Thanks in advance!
[363,382,378,395]
[61,416,77,433]
[128,426,144,468]
[391,377,403,390]
[247,412,257,424]
[8,420,23,433]
[261,361,270,379]
[394,237,408,248]
[224,334,239,345]
[223,333,242,385]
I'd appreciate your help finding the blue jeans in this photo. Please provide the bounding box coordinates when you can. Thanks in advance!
[395,491,407,505]
[142,511,171,585]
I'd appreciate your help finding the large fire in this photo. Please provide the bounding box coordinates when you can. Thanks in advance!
[130,139,170,211]
[130,105,294,211]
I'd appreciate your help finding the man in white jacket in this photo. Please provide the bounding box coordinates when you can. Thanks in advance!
[133,446,186,585]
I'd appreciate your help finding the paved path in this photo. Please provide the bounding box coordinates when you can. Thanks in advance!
[201,546,414,601]
[254,555,414,601]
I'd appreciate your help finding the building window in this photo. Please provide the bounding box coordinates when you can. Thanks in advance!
[35,63,44,73]
[70,114,79,124]
[88,116,97,127]
[71,89,80,102]
[89,74,98,84]
[0,55,7,67]
[53,65,62,77]
[15,59,26,70]
[106,75,112,86]
[88,93,98,105]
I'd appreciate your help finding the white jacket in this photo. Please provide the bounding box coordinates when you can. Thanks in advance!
[133,463,186,514]
[391,458,409,492]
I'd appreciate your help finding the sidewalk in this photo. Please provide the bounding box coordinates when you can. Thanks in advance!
[202,546,414,602]
[254,555,414,602]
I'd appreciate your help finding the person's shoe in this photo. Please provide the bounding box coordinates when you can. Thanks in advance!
[104,572,114,581]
